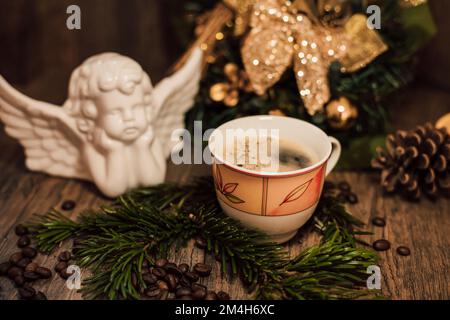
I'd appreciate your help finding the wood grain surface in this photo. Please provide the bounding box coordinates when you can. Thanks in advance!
[0,82,449,300]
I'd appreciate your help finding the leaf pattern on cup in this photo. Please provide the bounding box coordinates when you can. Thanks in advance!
[213,165,245,204]
[279,179,312,206]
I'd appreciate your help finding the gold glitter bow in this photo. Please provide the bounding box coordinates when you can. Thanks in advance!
[241,0,388,115]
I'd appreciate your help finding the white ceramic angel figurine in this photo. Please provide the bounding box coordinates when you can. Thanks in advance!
[0,48,203,197]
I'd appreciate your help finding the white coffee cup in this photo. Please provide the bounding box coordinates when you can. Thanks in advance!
[208,115,341,243]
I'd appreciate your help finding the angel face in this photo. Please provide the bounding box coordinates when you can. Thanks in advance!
[95,86,150,142]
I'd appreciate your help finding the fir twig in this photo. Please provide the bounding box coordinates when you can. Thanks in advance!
[29,177,381,300]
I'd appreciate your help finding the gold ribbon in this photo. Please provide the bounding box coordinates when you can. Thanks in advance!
[240,0,388,115]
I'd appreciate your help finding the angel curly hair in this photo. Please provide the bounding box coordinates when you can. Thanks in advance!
[64,53,153,136]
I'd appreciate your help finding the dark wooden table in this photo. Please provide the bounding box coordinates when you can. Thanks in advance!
[0,83,449,300]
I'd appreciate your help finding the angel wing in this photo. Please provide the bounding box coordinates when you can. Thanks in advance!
[0,76,89,180]
[153,48,203,158]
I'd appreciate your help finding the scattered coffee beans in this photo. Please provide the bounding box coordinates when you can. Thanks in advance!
[195,236,207,249]
[17,235,31,248]
[61,200,76,211]
[54,261,68,273]
[58,251,71,262]
[0,224,54,300]
[18,285,36,300]
[59,268,73,280]
[217,291,231,300]
[337,181,351,192]
[152,267,167,278]
[193,263,212,277]
[178,263,189,273]
[15,224,29,236]
[17,257,31,269]
[0,262,12,275]
[184,271,199,283]
[13,275,25,287]
[34,291,47,300]
[142,273,157,285]
[324,180,359,205]
[155,258,168,268]
[36,267,52,279]
[176,287,192,298]
[372,239,391,251]
[9,252,23,265]
[23,271,40,282]
[22,247,37,259]
[8,266,23,280]
[372,217,386,227]
[25,262,39,273]
[396,246,411,256]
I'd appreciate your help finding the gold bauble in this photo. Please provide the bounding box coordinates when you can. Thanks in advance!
[436,112,450,133]
[326,97,358,129]
[210,83,229,102]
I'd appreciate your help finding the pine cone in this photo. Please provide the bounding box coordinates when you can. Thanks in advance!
[371,123,450,200]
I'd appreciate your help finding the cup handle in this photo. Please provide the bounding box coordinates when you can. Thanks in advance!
[325,136,341,176]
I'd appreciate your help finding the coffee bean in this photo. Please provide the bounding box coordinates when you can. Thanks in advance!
[61,200,76,211]
[179,275,191,287]
[7,266,23,279]
[176,287,192,298]
[58,251,72,262]
[25,262,39,273]
[195,236,207,249]
[396,246,411,256]
[178,263,189,274]
[192,288,207,300]
[15,224,29,236]
[346,192,358,204]
[34,291,47,300]
[60,268,74,280]
[142,273,157,286]
[180,295,193,300]
[23,271,40,281]
[165,263,182,277]
[17,258,31,269]
[337,192,348,203]
[205,291,218,300]
[9,252,23,265]
[372,239,391,251]
[193,263,212,277]
[18,285,36,300]
[35,267,52,279]
[54,261,68,273]
[164,274,178,291]
[0,262,12,275]
[145,286,161,298]
[184,271,199,282]
[13,275,25,287]
[191,283,207,291]
[338,181,351,192]
[372,217,386,227]
[217,291,230,300]
[157,280,169,291]
[152,267,167,279]
[159,289,169,300]
[22,247,37,259]
[155,258,168,268]
[17,236,31,248]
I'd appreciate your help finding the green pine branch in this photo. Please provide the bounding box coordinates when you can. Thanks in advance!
[29,177,381,300]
